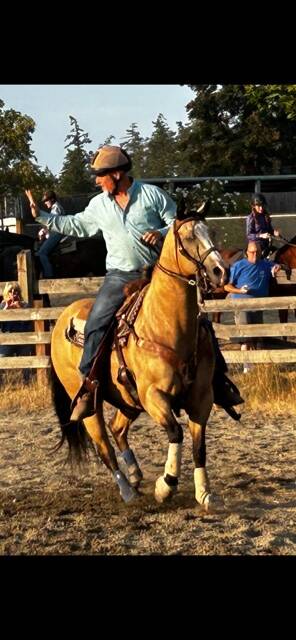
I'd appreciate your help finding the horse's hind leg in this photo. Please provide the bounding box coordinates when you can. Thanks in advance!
[108,408,143,488]
[84,405,138,503]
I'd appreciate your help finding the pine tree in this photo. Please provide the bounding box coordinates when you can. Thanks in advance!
[145,114,177,177]
[121,123,148,178]
[58,116,94,195]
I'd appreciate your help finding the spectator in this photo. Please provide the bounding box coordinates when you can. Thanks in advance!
[0,282,34,384]
[36,190,65,278]
[246,193,281,258]
[224,241,282,372]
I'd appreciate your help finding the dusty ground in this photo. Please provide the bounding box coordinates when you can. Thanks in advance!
[0,403,295,555]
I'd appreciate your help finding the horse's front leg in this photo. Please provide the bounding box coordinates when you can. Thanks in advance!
[185,380,214,511]
[84,404,138,503]
[141,384,183,503]
[108,408,143,488]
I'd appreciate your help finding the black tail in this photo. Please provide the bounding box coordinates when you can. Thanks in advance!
[50,363,91,465]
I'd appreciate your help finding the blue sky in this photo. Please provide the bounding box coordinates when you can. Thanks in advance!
[0,84,194,177]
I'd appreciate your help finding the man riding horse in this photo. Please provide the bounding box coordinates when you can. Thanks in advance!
[26,145,243,421]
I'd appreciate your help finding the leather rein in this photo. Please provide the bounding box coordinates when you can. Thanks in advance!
[155,218,219,311]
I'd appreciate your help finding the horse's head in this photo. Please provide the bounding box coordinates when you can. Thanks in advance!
[172,218,227,289]
[176,196,211,221]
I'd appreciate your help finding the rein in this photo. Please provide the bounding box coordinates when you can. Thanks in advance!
[155,218,218,310]
[276,236,296,248]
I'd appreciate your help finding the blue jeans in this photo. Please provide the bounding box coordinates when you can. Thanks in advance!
[79,269,142,378]
[37,232,63,278]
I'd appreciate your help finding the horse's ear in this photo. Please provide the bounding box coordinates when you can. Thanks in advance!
[176,195,187,220]
[196,199,210,219]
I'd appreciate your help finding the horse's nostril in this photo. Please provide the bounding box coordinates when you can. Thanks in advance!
[213,267,221,277]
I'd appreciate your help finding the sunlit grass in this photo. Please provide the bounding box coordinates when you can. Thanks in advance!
[0,371,49,413]
[231,364,296,414]
[0,365,296,416]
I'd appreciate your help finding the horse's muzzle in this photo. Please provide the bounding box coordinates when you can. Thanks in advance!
[213,263,227,287]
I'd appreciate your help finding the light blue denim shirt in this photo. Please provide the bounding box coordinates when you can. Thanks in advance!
[36,180,176,271]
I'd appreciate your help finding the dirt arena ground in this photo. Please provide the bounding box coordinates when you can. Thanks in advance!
[0,402,295,555]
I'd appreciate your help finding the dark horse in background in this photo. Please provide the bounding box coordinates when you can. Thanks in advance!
[0,229,107,283]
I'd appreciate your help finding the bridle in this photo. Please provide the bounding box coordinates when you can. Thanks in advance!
[155,218,220,310]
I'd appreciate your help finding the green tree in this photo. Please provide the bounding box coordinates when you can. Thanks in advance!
[145,114,177,177]
[0,98,49,196]
[121,123,148,178]
[58,115,94,195]
[179,85,296,175]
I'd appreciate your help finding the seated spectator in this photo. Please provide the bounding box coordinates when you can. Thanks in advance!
[0,283,34,384]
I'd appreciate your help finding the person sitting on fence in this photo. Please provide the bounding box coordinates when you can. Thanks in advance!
[224,241,282,372]
[36,190,65,278]
[0,282,34,384]
[246,193,281,259]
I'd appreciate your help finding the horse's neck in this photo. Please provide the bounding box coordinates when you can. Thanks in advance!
[136,257,198,352]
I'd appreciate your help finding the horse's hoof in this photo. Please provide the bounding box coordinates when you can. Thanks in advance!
[114,470,139,504]
[203,494,224,513]
[129,468,143,488]
[154,475,176,503]
[120,485,139,504]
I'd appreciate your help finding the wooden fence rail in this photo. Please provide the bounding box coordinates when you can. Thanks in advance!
[1,249,296,377]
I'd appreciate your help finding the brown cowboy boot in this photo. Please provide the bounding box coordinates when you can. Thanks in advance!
[70,378,99,421]
[70,392,95,421]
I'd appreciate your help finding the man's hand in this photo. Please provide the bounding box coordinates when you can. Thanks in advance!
[259,232,270,239]
[25,189,39,218]
[271,264,281,277]
[4,299,22,309]
[141,230,162,246]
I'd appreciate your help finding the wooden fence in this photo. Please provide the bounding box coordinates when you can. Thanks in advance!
[1,250,296,384]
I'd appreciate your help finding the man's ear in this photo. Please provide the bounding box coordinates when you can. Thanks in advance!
[111,171,122,180]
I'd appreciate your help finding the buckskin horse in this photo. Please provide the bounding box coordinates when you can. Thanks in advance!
[51,215,227,509]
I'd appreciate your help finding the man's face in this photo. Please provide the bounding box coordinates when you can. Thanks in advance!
[246,243,261,263]
[43,198,53,210]
[95,172,121,195]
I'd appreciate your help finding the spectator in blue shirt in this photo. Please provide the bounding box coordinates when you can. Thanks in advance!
[224,241,282,370]
[246,194,281,258]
